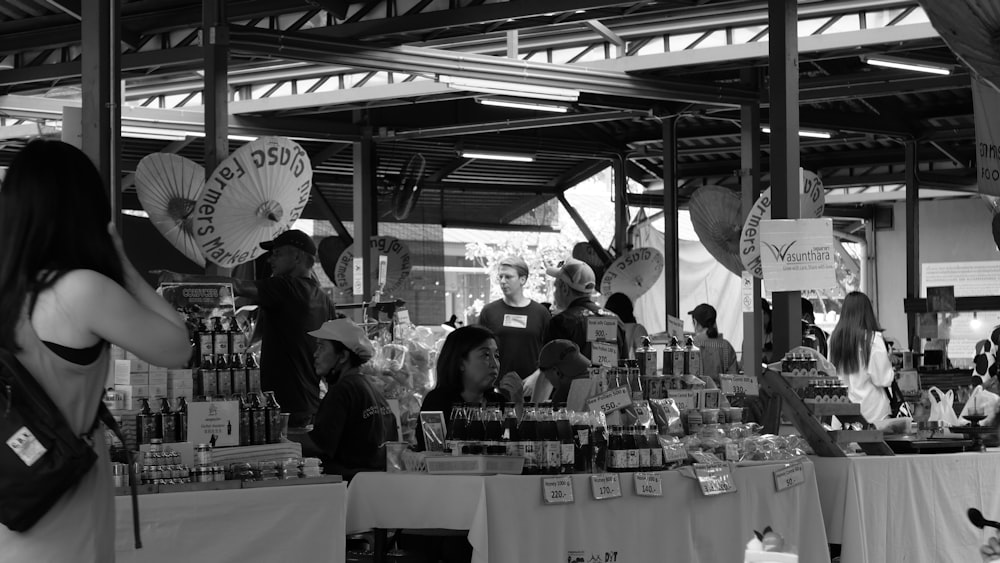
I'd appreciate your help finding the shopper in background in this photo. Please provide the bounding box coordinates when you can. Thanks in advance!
[829,291,894,422]
[523,339,593,403]
[761,298,774,364]
[417,326,523,450]
[0,140,191,562]
[545,258,628,361]
[160,229,334,429]
[604,293,648,358]
[801,297,829,357]
[301,318,396,480]
[689,303,739,387]
[479,255,551,379]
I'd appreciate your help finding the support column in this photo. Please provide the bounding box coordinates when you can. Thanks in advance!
[768,0,801,359]
[662,117,679,318]
[81,0,121,223]
[740,69,763,376]
[905,140,920,349]
[203,0,229,276]
[613,155,629,256]
[353,128,376,301]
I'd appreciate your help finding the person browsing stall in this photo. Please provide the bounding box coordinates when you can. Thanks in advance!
[801,297,829,357]
[479,255,551,379]
[829,291,894,422]
[417,326,523,450]
[522,340,593,404]
[160,230,334,428]
[302,318,397,480]
[604,293,648,358]
[545,258,628,361]
[690,303,739,387]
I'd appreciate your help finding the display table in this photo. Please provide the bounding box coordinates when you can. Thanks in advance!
[116,482,348,563]
[813,452,1000,563]
[348,462,830,563]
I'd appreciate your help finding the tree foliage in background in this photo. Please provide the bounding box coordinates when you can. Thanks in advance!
[465,234,573,304]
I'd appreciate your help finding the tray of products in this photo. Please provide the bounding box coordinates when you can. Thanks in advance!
[425,455,525,475]
[883,436,975,454]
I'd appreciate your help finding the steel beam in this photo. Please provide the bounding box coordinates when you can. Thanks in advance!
[799,73,969,103]
[905,140,919,349]
[740,69,762,380]
[613,155,628,255]
[229,81,453,115]
[81,0,121,224]
[383,109,650,140]
[441,220,560,233]
[203,0,228,178]
[353,128,376,300]
[0,46,202,87]
[662,117,679,319]
[557,192,615,266]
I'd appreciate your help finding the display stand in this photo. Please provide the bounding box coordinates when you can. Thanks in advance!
[758,369,893,457]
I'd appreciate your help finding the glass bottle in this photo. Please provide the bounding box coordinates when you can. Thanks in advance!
[634,426,651,472]
[237,395,251,446]
[646,425,663,470]
[264,391,282,444]
[466,403,486,443]
[538,405,560,475]
[175,396,188,443]
[637,336,657,377]
[136,397,158,445]
[607,426,624,473]
[245,353,261,393]
[591,412,608,473]
[502,405,520,458]
[624,426,640,471]
[666,336,684,377]
[216,353,232,397]
[484,404,503,445]
[249,392,267,445]
[572,410,591,473]
[555,405,575,474]
[197,319,213,360]
[684,336,702,377]
[628,362,643,402]
[199,354,216,399]
[212,317,228,357]
[230,353,246,396]
[158,398,176,443]
[517,404,538,475]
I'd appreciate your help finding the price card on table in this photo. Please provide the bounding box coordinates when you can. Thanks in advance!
[591,473,623,500]
[586,386,633,415]
[586,316,618,343]
[694,463,737,496]
[721,374,759,397]
[633,472,663,497]
[667,314,684,340]
[591,342,619,368]
[773,462,805,492]
[542,476,575,505]
[668,390,700,411]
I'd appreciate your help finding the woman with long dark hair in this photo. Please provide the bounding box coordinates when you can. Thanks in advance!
[829,291,894,422]
[0,140,191,562]
[417,326,522,450]
[689,303,738,387]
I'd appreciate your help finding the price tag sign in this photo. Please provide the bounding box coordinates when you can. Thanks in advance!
[668,390,700,411]
[721,374,759,397]
[663,445,688,464]
[542,476,575,505]
[590,473,623,500]
[395,309,411,326]
[591,342,619,368]
[633,472,663,497]
[352,258,364,296]
[694,464,737,496]
[667,314,684,340]
[773,462,805,492]
[586,316,618,343]
[586,386,633,415]
[741,272,754,313]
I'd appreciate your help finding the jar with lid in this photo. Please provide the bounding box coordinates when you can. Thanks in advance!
[149,438,164,455]
[195,443,213,466]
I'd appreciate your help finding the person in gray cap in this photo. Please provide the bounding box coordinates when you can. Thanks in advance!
[545,258,627,362]
[159,229,334,428]
[479,255,551,380]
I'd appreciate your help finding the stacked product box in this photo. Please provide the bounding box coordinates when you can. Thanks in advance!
[167,369,194,403]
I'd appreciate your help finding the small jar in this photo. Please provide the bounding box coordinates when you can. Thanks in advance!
[149,438,163,455]
[195,444,213,466]
[213,465,226,482]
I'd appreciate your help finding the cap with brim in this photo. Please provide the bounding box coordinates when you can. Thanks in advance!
[308,318,375,361]
[545,258,597,294]
[260,229,317,256]
[688,303,717,327]
[538,339,592,375]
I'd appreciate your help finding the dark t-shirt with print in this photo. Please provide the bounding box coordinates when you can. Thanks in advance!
[479,299,551,379]
[255,275,333,420]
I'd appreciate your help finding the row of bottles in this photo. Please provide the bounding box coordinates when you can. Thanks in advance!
[197,352,261,398]
[606,425,665,473]
[781,352,819,377]
[195,317,247,366]
[136,397,187,445]
[237,392,284,446]
[634,336,702,377]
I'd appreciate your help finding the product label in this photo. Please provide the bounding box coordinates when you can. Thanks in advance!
[591,342,619,368]
[199,334,213,357]
[695,463,737,496]
[586,386,633,415]
[610,450,627,470]
[634,472,663,497]
[591,473,623,500]
[640,351,657,376]
[6,427,46,467]
[546,442,561,470]
[586,316,619,343]
[669,390,700,411]
[774,462,805,492]
[626,448,639,469]
[638,448,651,469]
[650,446,664,468]
[561,443,575,466]
[542,476,575,505]
[502,314,528,329]
[721,374,759,397]
[576,429,590,446]
[671,353,685,377]
[231,333,247,355]
[687,352,701,377]
[522,442,536,469]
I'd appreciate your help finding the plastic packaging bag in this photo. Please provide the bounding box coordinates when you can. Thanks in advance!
[648,398,684,437]
[960,385,1000,426]
[928,386,965,427]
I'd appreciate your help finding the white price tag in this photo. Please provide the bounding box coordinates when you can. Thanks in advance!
[591,342,619,368]
[668,390,700,411]
[395,309,411,326]
[586,386,633,415]
[378,255,389,287]
[773,462,805,492]
[741,272,754,313]
[542,476,575,505]
[590,473,622,500]
[721,374,759,397]
[634,472,663,497]
[666,315,684,340]
[695,464,737,496]
[586,316,618,343]
[352,258,364,296]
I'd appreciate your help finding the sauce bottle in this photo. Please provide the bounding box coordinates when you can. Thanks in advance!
[635,426,651,472]
[483,404,504,445]
[199,354,217,398]
[624,425,639,471]
[466,404,486,444]
[607,426,625,473]
[136,397,159,445]
[501,405,520,459]
[555,405,575,474]
[230,353,246,396]
[249,392,267,445]
[158,398,176,443]
[197,320,214,360]
[228,319,246,356]
[175,397,188,443]
[216,353,232,397]
[591,413,608,473]
[572,411,591,473]
[264,391,282,443]
[245,353,261,393]
[236,395,251,446]
[637,336,657,377]
[665,336,684,377]
[627,362,643,402]
[539,405,561,475]
[517,404,538,475]
[212,317,229,357]
[646,426,663,470]
[684,336,702,377]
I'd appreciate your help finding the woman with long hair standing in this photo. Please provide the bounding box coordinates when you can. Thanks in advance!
[829,291,895,423]
[0,140,191,562]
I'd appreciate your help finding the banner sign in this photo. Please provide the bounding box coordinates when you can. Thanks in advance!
[335,236,412,294]
[759,218,837,292]
[973,78,1000,196]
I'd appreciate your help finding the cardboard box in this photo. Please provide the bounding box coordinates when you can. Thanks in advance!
[115,371,149,386]
[149,385,168,399]
[168,369,194,382]
[148,371,169,387]
[129,359,150,374]
[115,384,149,404]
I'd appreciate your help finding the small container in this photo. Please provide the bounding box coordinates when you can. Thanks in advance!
[111,463,129,488]
[195,443,213,466]
[701,409,720,424]
[149,438,164,455]
[197,466,213,483]
[213,465,226,482]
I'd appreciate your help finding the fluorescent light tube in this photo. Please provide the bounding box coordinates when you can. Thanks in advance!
[477,98,569,113]
[862,55,951,76]
[460,150,535,163]
[761,126,833,139]
[441,75,579,102]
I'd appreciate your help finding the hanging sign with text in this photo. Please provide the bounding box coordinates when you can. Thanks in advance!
[759,218,837,292]
[973,78,1000,196]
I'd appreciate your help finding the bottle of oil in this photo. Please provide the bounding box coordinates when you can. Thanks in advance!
[158,398,176,443]
[197,320,214,362]
[684,336,702,378]
[264,391,282,443]
[230,353,246,396]
[249,392,267,445]
[199,354,217,398]
[136,398,159,445]
[216,353,232,397]
[212,317,228,357]
[236,395,251,446]
[637,336,657,377]
[174,397,188,443]
[245,353,261,393]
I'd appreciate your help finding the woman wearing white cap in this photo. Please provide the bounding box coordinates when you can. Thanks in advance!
[303,318,397,479]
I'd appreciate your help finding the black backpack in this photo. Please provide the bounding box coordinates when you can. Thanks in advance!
[0,349,140,546]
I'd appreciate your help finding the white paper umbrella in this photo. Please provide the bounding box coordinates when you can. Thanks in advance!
[688,185,744,276]
[135,153,206,267]
[333,236,413,294]
[600,247,664,299]
[740,169,825,278]
[921,0,1000,91]
[192,137,313,268]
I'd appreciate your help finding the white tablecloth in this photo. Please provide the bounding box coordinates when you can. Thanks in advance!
[812,452,1000,563]
[116,483,347,563]
[348,463,830,563]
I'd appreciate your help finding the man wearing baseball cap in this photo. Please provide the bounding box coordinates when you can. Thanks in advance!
[304,318,397,479]
[523,339,593,404]
[545,258,628,361]
[159,229,334,428]
[479,255,551,380]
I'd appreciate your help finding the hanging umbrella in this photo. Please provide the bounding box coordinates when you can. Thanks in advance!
[318,236,352,283]
[740,169,826,278]
[921,0,1000,91]
[135,153,206,267]
[333,236,413,294]
[192,137,313,268]
[600,247,664,299]
[688,185,745,276]
[572,241,608,284]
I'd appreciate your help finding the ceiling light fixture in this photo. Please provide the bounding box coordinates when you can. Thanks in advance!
[440,75,579,102]
[460,150,535,163]
[120,125,257,142]
[862,55,952,76]
[476,97,569,113]
[761,125,833,139]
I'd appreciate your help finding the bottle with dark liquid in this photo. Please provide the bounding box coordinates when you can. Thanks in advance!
[245,353,261,393]
[591,412,608,473]
[136,397,159,445]
[538,405,560,475]
[158,398,176,443]
[637,336,657,377]
[175,397,188,443]
[635,426,651,472]
[684,336,702,377]
[607,426,624,473]
[624,426,639,471]
[237,395,251,446]
[264,391,282,443]
[572,411,591,473]
[518,404,538,475]
[483,403,504,446]
[197,320,213,361]
[465,403,486,445]
[249,393,267,445]
[230,353,246,396]
[216,353,232,397]
[646,425,663,470]
[228,318,246,356]
[212,317,228,357]
[199,354,217,398]
[502,405,520,459]
[555,404,575,474]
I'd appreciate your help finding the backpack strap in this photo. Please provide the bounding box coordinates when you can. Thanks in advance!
[97,402,142,549]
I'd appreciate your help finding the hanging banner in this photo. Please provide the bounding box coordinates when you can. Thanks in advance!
[335,236,412,294]
[759,218,837,292]
[973,78,1000,197]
